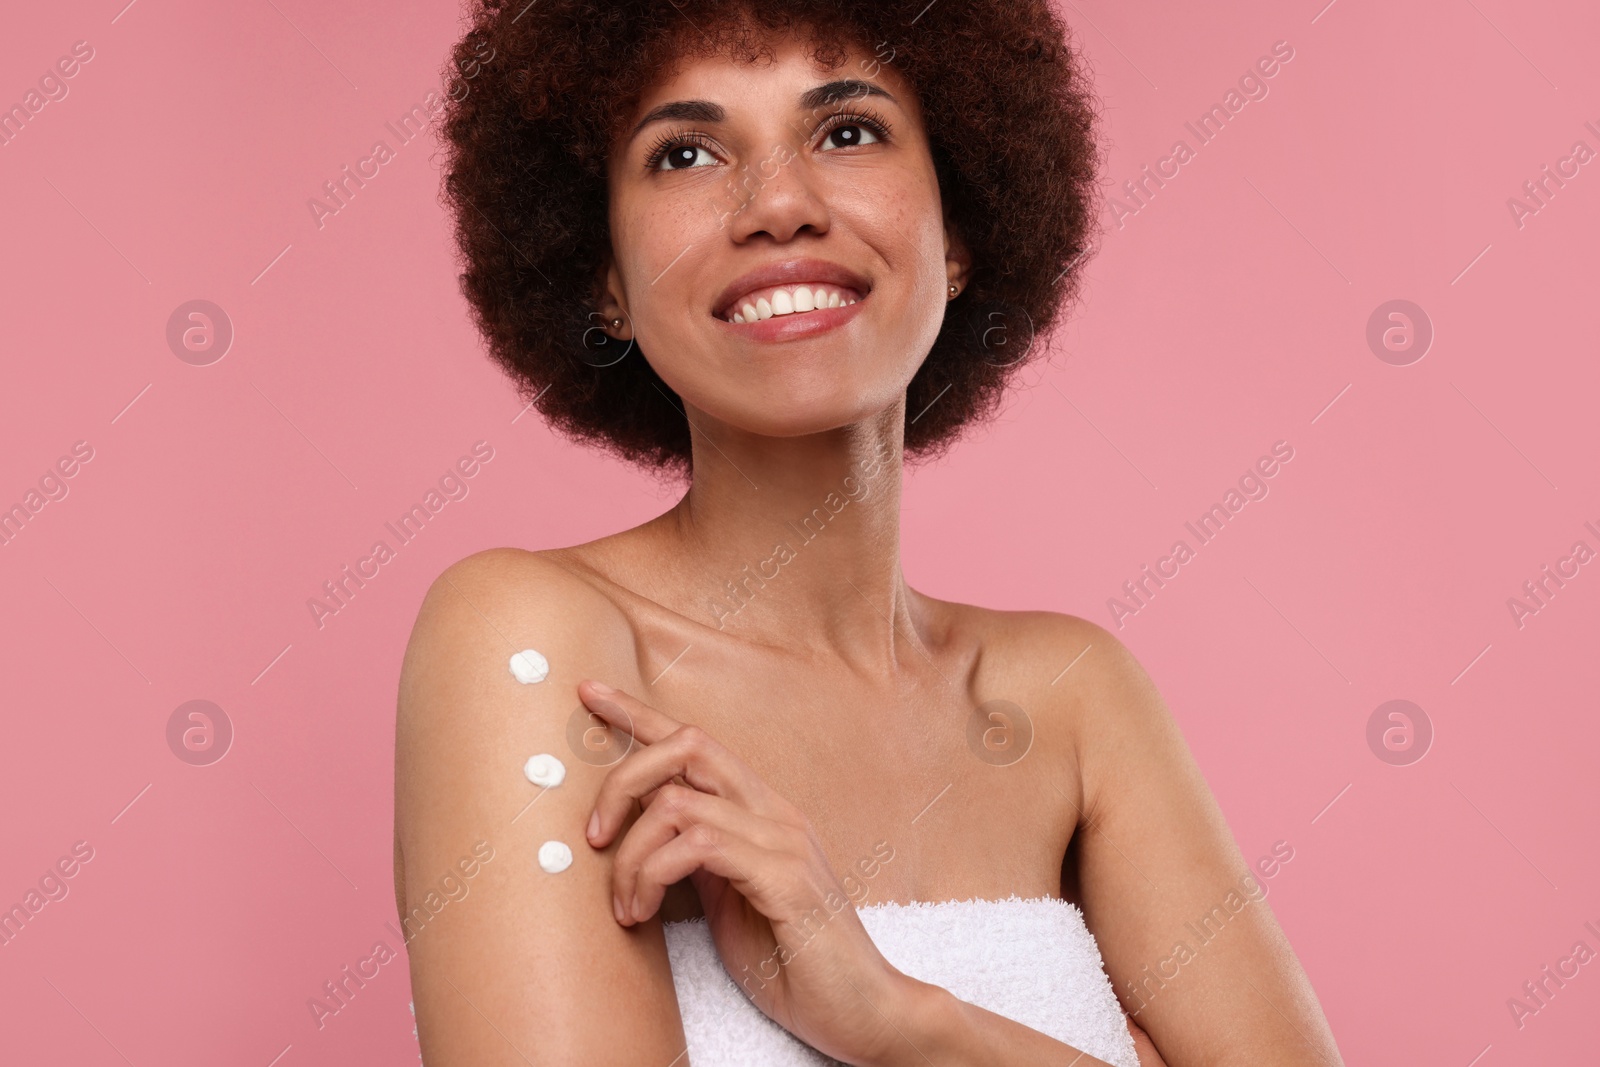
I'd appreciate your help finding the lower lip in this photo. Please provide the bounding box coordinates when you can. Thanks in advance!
[713,295,867,343]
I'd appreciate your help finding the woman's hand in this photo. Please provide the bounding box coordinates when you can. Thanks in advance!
[578,679,915,1066]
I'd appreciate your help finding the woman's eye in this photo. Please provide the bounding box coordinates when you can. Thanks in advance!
[823,123,882,150]
[657,143,716,170]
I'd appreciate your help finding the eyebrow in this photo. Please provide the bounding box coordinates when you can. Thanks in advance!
[627,79,897,144]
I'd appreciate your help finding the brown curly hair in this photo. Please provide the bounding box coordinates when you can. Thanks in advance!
[437,0,1101,476]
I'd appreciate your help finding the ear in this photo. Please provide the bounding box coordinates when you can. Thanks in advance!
[942,212,973,297]
[594,256,633,340]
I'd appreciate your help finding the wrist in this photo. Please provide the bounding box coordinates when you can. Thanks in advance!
[857,973,962,1067]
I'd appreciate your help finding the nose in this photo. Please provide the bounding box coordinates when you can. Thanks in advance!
[719,149,830,244]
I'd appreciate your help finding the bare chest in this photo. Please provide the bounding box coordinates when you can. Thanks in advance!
[639,658,1077,921]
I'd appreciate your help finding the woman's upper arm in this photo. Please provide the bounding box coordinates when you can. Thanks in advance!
[1064,620,1342,1066]
[394,549,689,1066]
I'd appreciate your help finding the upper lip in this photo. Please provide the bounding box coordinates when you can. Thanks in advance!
[712,258,871,319]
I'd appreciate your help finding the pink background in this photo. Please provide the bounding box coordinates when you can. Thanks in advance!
[2,0,1596,1063]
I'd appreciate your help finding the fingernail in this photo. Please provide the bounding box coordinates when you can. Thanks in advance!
[613,896,625,923]
[586,810,600,841]
[587,680,615,695]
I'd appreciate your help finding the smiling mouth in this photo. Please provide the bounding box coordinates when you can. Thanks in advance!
[717,283,867,324]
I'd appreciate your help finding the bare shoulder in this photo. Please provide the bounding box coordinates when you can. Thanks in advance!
[974,606,1120,664]
[394,546,686,1064]
[395,547,643,815]
[401,546,635,672]
[931,599,1188,822]
[395,545,643,795]
[978,606,1185,791]
[916,598,1342,1061]
[934,599,1162,731]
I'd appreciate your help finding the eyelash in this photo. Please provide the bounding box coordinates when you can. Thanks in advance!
[642,108,895,171]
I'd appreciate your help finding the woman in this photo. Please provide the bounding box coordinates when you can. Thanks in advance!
[393,1,1344,1064]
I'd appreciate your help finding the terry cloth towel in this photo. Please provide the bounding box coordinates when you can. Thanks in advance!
[663,894,1139,1067]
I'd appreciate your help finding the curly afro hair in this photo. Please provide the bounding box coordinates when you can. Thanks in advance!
[437,0,1101,477]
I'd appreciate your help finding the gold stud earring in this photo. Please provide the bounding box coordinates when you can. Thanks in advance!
[611,318,622,329]
[948,284,959,299]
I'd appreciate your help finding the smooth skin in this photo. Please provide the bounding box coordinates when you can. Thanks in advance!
[394,24,1344,1067]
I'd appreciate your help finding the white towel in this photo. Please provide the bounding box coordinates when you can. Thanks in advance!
[664,895,1139,1066]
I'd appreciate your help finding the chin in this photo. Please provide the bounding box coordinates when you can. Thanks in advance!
[693,383,901,441]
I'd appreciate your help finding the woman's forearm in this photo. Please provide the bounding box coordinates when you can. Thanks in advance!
[859,974,1119,1067]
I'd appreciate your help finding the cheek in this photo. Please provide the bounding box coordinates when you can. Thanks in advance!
[617,203,717,328]
[864,171,950,295]
[856,198,948,339]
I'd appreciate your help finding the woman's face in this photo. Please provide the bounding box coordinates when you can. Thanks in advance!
[602,30,968,442]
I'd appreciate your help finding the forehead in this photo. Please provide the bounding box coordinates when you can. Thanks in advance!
[623,27,917,126]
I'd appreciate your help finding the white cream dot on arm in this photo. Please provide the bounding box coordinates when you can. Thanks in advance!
[509,648,549,684]
[524,753,566,788]
[538,840,573,873]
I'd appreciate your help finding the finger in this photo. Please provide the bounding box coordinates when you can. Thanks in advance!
[625,799,823,927]
[611,785,794,924]
[629,825,792,925]
[588,723,771,848]
[577,681,683,745]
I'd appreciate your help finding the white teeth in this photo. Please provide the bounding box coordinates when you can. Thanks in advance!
[723,285,861,322]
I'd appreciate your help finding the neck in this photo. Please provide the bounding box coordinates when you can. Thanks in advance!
[650,401,923,671]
